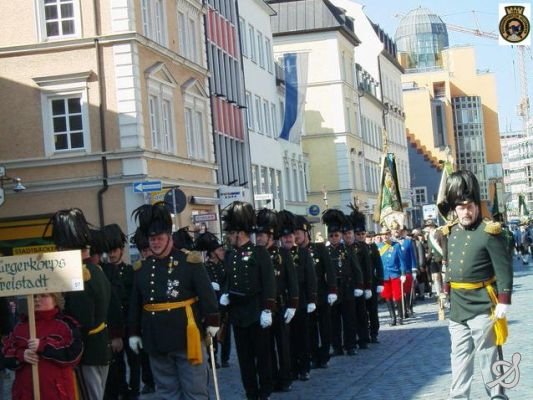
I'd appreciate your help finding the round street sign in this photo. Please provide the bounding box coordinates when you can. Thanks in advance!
[164,188,187,214]
[308,204,320,216]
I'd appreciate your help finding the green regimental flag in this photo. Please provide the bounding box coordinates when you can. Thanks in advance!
[519,194,529,217]
[374,153,404,228]
[491,181,500,218]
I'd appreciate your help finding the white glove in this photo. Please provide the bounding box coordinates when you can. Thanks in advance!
[376,285,384,294]
[129,336,143,355]
[207,326,220,337]
[494,303,509,319]
[219,293,230,306]
[307,303,316,313]
[211,282,220,291]
[412,271,418,280]
[400,275,406,283]
[364,289,372,300]
[354,289,364,297]
[260,310,272,328]
[327,293,338,305]
[284,308,296,324]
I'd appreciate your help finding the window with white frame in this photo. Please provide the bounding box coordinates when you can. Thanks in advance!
[183,80,210,161]
[265,38,273,73]
[245,91,253,129]
[270,103,277,136]
[177,2,202,64]
[248,24,256,62]
[257,31,265,68]
[255,95,263,133]
[239,17,247,57]
[34,73,91,156]
[37,0,81,41]
[141,0,167,46]
[263,100,271,137]
[413,186,427,205]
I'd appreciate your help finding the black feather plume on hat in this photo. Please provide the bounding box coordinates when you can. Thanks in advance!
[132,202,172,236]
[294,215,311,232]
[46,208,91,249]
[195,232,222,253]
[348,203,366,233]
[256,208,279,237]
[438,170,481,217]
[130,227,149,252]
[277,210,296,237]
[322,209,346,233]
[103,224,127,250]
[221,201,256,232]
[172,227,194,250]
[88,228,107,255]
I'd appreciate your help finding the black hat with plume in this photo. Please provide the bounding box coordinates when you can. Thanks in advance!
[195,232,223,253]
[132,202,172,237]
[103,224,127,250]
[172,227,194,250]
[348,203,366,233]
[46,208,91,249]
[277,210,296,237]
[88,228,107,255]
[438,170,481,217]
[256,208,279,237]
[294,215,311,233]
[221,201,256,233]
[131,227,149,252]
[322,209,346,234]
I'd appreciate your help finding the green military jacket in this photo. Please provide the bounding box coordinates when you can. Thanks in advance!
[445,219,513,323]
[307,242,337,305]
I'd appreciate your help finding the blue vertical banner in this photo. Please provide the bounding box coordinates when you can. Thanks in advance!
[279,53,298,141]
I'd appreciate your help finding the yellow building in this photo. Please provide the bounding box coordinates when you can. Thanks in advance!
[396,8,502,221]
[0,0,219,254]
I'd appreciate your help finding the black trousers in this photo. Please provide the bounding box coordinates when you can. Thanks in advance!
[354,296,369,346]
[140,349,154,387]
[234,322,273,399]
[366,291,380,339]
[214,322,231,363]
[309,302,331,365]
[104,344,140,398]
[289,309,310,376]
[270,312,292,388]
[331,297,356,351]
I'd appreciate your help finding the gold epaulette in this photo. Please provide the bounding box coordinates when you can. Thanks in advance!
[484,219,502,235]
[439,219,458,236]
[82,265,91,281]
[133,260,143,271]
[185,250,203,264]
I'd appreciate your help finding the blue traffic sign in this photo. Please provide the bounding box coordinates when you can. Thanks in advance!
[133,180,162,193]
[308,204,320,216]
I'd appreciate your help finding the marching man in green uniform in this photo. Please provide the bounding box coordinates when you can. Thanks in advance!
[438,170,513,400]
[128,203,220,399]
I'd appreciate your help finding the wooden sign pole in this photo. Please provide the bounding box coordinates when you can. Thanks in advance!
[27,295,41,400]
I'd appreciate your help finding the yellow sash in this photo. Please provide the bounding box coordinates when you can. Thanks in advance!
[450,277,507,345]
[143,297,202,365]
[88,322,107,335]
[379,243,391,256]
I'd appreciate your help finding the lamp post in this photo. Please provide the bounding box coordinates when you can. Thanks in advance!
[0,166,26,207]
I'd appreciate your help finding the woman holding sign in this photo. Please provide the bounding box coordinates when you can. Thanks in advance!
[3,292,83,399]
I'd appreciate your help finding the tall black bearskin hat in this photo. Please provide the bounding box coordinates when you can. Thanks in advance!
[255,208,279,237]
[277,210,296,237]
[348,203,366,233]
[341,214,353,233]
[172,227,195,250]
[322,209,346,234]
[103,224,127,250]
[130,227,149,252]
[195,232,223,253]
[294,215,311,233]
[221,201,256,232]
[46,208,91,249]
[438,170,481,217]
[88,228,107,255]
[132,202,172,237]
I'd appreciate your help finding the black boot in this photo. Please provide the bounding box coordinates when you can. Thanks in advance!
[387,301,396,326]
[395,301,404,325]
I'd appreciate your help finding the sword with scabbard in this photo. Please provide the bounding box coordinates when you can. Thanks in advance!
[206,334,221,400]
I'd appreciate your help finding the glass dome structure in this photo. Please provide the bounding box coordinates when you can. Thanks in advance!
[395,7,449,71]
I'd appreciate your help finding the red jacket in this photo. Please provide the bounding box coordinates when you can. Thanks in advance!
[2,307,83,400]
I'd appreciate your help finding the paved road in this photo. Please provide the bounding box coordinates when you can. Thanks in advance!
[2,257,531,399]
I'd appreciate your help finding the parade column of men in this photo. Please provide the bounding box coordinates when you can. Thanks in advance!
[363,232,384,342]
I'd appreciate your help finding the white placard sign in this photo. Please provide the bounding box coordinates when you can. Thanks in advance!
[0,250,85,297]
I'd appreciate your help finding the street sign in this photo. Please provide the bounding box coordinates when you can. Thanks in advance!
[164,188,187,214]
[308,204,320,216]
[422,204,438,221]
[133,180,162,193]
[192,213,218,223]
[254,193,273,201]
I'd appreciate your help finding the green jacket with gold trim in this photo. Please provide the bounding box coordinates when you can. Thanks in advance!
[445,219,513,323]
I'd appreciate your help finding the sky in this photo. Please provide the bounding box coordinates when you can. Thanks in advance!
[360,0,531,133]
